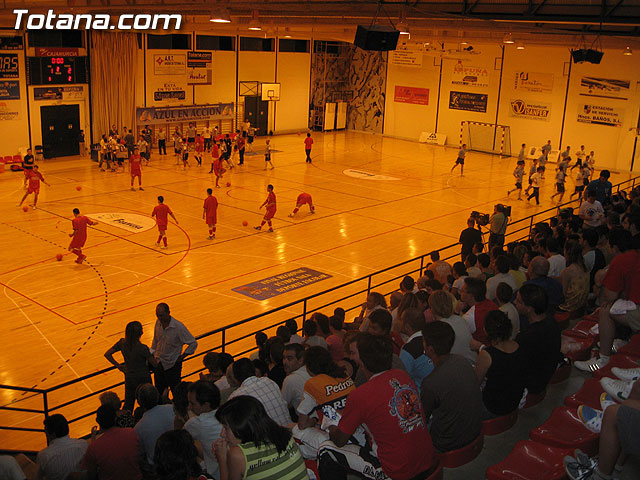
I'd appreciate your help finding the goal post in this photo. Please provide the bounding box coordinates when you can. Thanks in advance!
[460,121,511,157]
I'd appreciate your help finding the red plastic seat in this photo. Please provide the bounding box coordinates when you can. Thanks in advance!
[582,309,600,323]
[12,154,22,163]
[4,155,13,164]
[549,363,571,384]
[483,410,518,436]
[530,406,599,456]
[522,389,546,408]
[563,334,595,361]
[594,354,640,379]
[554,311,571,328]
[617,335,640,358]
[436,433,484,468]
[305,459,319,479]
[485,440,572,480]
[564,378,605,409]
[563,320,598,339]
[425,458,443,480]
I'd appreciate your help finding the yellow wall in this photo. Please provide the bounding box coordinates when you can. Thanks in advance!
[0,46,30,155]
[275,50,311,134]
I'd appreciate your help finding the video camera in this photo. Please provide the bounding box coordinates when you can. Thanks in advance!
[470,211,490,226]
[495,204,512,217]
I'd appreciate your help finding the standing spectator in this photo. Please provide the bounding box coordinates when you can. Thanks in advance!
[459,218,483,262]
[421,322,483,452]
[104,320,156,413]
[429,291,476,364]
[185,380,223,478]
[151,303,198,398]
[319,333,435,480]
[587,170,612,205]
[82,405,142,480]
[304,132,313,163]
[281,343,310,414]
[202,126,212,151]
[489,204,509,251]
[228,358,292,426]
[157,128,166,155]
[399,308,433,392]
[580,190,605,228]
[457,277,498,345]
[134,384,175,466]
[36,415,87,480]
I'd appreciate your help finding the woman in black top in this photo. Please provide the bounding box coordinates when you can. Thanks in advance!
[475,310,524,417]
[104,321,157,412]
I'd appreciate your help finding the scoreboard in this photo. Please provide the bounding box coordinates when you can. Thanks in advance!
[27,56,88,85]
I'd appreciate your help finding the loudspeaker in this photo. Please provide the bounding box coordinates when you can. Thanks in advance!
[354,25,400,51]
[571,49,604,64]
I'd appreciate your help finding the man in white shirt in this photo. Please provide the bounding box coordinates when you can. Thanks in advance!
[486,255,517,301]
[285,319,305,344]
[229,358,292,426]
[36,415,87,480]
[185,380,223,478]
[134,384,175,466]
[546,237,566,279]
[579,190,605,228]
[202,126,212,151]
[281,343,311,413]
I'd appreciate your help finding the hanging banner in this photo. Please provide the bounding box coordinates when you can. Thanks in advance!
[136,103,235,125]
[394,86,429,105]
[0,54,19,78]
[580,77,630,100]
[153,82,185,101]
[187,69,212,85]
[509,99,551,121]
[187,51,212,68]
[0,36,23,50]
[452,61,489,88]
[389,49,423,67]
[34,86,85,101]
[35,47,79,57]
[577,104,624,127]
[0,80,19,100]
[153,54,186,75]
[514,71,554,93]
[449,91,488,113]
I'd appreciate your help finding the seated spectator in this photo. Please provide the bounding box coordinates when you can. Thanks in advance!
[496,282,520,339]
[221,363,238,403]
[326,315,346,362]
[451,262,468,298]
[302,320,328,349]
[400,275,416,293]
[367,308,405,355]
[98,391,135,428]
[281,343,310,415]
[428,250,452,285]
[546,237,566,279]
[465,253,482,278]
[184,380,222,478]
[344,331,407,387]
[82,405,142,480]
[36,414,87,480]
[399,308,434,392]
[522,256,565,314]
[319,333,435,480]
[252,358,269,377]
[172,381,193,430]
[477,253,493,280]
[514,284,561,396]
[276,325,292,343]
[154,430,212,480]
[229,358,292,426]
[0,456,25,480]
[294,346,356,459]
[250,331,267,361]
[389,290,404,332]
[355,292,387,331]
[416,275,430,291]
[429,290,476,364]
[134,383,175,465]
[415,290,430,322]
[213,396,307,480]
[508,253,527,289]
[421,321,483,452]
[200,352,234,392]
[560,240,590,312]
[265,336,286,388]
[486,255,517,301]
[457,276,498,345]
[285,319,305,344]
[313,312,331,338]
[475,311,524,417]
[582,228,606,289]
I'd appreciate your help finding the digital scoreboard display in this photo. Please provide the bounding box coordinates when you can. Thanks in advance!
[27,56,88,85]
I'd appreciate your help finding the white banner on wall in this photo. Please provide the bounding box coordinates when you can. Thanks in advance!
[514,72,554,93]
[577,104,624,127]
[509,99,551,121]
[452,60,489,88]
[580,77,630,100]
[389,49,423,67]
[419,132,447,145]
[153,54,186,75]
[0,101,20,121]
[187,69,212,85]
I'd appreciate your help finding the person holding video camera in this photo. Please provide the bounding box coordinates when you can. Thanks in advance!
[489,204,509,251]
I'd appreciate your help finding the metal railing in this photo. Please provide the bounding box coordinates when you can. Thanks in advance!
[2,174,638,447]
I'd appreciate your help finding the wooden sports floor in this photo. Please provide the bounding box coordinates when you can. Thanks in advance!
[0,131,633,449]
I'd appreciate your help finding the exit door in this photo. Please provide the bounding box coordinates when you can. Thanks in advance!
[244,96,268,136]
[41,104,80,159]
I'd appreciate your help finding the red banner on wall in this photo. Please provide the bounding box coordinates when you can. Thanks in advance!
[35,47,79,57]
[394,86,429,105]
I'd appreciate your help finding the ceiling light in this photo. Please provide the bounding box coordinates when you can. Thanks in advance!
[460,40,468,45]
[623,46,632,55]
[516,43,525,50]
[503,33,515,44]
[209,6,230,23]
[248,9,261,30]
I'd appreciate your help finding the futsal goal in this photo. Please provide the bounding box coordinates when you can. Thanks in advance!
[460,121,511,157]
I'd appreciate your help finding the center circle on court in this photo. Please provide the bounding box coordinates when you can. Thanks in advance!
[342,169,401,181]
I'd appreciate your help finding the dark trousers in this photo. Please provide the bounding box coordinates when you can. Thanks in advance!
[488,233,505,252]
[154,360,182,398]
[124,373,151,412]
[305,149,312,162]
[239,147,245,165]
[528,187,540,205]
[158,139,167,155]
[204,138,212,151]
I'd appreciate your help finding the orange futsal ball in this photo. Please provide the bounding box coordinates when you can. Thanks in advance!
[226,182,231,187]
[242,220,248,226]
[76,185,82,191]
[56,253,63,261]
[22,205,29,212]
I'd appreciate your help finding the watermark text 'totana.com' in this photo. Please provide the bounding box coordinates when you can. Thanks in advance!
[13,9,182,30]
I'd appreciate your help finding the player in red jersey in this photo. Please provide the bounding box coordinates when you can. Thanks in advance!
[304,133,314,163]
[203,188,219,240]
[152,195,179,249]
[130,147,143,191]
[194,133,204,166]
[288,192,315,217]
[255,184,276,232]
[212,155,225,188]
[18,165,50,209]
[208,140,220,174]
[68,208,98,264]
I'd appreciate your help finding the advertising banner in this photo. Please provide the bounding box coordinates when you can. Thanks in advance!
[514,71,554,93]
[389,49,423,67]
[452,61,489,88]
[232,268,332,300]
[0,101,20,121]
[35,47,79,57]
[577,104,624,127]
[0,53,19,78]
[136,103,235,125]
[153,54,186,75]
[34,86,84,101]
[580,77,630,100]
[449,91,488,113]
[187,69,212,85]
[394,86,429,105]
[0,80,19,99]
[0,36,23,50]
[187,51,212,68]
[509,99,551,121]
[418,132,447,145]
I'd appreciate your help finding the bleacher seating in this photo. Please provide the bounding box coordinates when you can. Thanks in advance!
[436,433,484,468]
[564,378,604,409]
[482,410,518,436]
[529,406,599,456]
[485,440,572,480]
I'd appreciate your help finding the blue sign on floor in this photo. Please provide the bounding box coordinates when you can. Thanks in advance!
[233,267,332,300]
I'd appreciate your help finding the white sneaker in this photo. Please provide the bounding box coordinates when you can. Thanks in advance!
[612,366,640,382]
[574,356,609,373]
[600,377,633,402]
[597,339,628,354]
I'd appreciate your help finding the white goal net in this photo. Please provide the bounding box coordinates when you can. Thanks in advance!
[460,121,511,157]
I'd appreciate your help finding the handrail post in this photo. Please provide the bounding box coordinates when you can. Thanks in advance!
[221,330,226,353]
[529,215,534,239]
[43,391,49,418]
[367,276,372,295]
[420,256,424,276]
[302,299,308,323]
